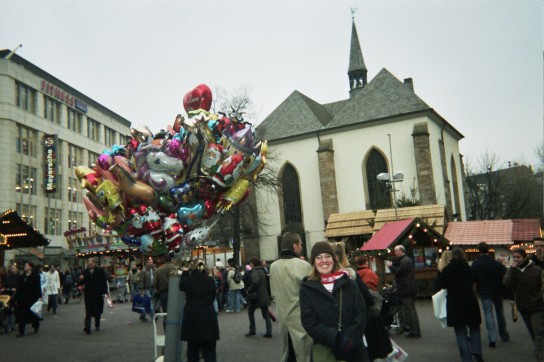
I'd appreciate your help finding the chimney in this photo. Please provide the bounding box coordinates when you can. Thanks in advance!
[404,78,414,91]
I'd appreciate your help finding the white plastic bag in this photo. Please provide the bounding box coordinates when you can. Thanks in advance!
[30,300,43,318]
[387,339,409,362]
[432,289,447,328]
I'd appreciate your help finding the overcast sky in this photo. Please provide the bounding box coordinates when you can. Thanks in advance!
[1,0,542,168]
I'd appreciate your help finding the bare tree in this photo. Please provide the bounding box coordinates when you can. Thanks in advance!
[208,85,279,264]
[465,151,542,220]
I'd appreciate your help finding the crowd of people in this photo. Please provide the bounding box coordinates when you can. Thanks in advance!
[0,235,543,362]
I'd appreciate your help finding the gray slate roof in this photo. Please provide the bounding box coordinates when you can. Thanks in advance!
[257,67,440,142]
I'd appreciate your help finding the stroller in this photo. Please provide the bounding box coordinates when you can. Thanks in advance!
[112,275,129,303]
[380,284,401,330]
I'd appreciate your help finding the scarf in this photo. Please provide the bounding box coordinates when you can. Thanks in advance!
[320,270,348,293]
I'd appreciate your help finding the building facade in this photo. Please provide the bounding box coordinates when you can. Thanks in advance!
[0,50,131,265]
[255,21,467,260]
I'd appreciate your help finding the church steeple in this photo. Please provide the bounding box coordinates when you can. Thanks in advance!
[348,17,367,98]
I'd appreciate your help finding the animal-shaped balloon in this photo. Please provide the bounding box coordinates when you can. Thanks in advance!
[95,180,124,222]
[176,203,205,228]
[217,179,250,212]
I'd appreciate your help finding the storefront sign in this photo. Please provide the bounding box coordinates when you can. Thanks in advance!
[41,80,88,113]
[44,135,57,193]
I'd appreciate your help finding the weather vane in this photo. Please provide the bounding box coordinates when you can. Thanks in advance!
[350,7,358,20]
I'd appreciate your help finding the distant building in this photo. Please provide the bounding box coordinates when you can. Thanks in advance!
[0,50,131,266]
[255,20,466,260]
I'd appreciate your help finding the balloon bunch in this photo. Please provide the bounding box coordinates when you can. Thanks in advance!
[75,84,267,256]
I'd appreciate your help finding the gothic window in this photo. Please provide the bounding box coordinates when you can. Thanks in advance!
[365,148,391,210]
[281,164,302,225]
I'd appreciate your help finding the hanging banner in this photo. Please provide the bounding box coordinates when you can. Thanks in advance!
[44,134,58,193]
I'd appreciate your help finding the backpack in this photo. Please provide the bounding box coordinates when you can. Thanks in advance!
[367,289,383,319]
[232,268,243,284]
[65,274,74,285]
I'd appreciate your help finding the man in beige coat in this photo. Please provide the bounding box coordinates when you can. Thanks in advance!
[270,232,312,362]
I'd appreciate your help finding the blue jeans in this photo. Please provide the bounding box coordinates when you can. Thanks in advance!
[228,290,241,311]
[454,324,482,362]
[248,302,272,335]
[481,295,509,343]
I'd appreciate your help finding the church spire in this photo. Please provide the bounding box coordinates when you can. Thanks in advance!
[347,12,367,98]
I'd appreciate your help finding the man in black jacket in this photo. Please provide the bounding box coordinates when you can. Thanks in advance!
[471,242,510,347]
[245,257,272,338]
[80,258,108,334]
[386,245,421,338]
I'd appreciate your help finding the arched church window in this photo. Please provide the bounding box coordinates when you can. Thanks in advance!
[366,149,391,210]
[281,164,303,225]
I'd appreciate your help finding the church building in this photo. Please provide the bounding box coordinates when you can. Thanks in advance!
[255,19,466,260]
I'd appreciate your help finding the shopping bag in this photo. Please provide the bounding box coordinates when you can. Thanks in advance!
[104,295,114,309]
[511,301,518,322]
[387,339,409,362]
[432,289,447,328]
[132,294,150,314]
[268,308,277,322]
[30,300,44,319]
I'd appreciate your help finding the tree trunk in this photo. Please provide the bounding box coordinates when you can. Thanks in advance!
[232,206,241,265]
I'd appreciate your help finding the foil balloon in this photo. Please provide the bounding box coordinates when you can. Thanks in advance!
[212,153,244,188]
[128,205,147,236]
[201,144,224,176]
[145,151,184,174]
[110,165,158,207]
[170,181,196,206]
[184,217,220,247]
[75,166,102,192]
[140,234,154,254]
[121,235,142,247]
[143,207,163,236]
[163,214,183,253]
[217,179,250,212]
[176,203,205,228]
[95,180,124,222]
[183,84,212,113]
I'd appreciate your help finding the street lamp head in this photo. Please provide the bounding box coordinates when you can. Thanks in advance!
[393,171,404,182]
[377,173,390,181]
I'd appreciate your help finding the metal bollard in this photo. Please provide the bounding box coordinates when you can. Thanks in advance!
[164,270,185,362]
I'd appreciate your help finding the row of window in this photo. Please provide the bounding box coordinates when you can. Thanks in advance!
[15,163,82,203]
[16,205,86,236]
[16,82,128,147]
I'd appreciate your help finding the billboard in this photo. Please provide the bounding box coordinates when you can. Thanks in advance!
[44,134,58,193]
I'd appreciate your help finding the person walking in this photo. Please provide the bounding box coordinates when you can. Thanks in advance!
[179,260,219,362]
[127,263,141,302]
[300,241,366,362]
[79,258,109,334]
[14,262,42,337]
[439,247,484,362]
[62,268,74,304]
[139,258,155,319]
[270,232,312,362]
[386,245,421,338]
[45,265,60,314]
[471,242,510,347]
[245,257,272,338]
[2,264,18,332]
[226,259,243,313]
[503,247,544,362]
[153,254,176,315]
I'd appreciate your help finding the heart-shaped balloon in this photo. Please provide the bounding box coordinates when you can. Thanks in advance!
[183,84,212,113]
[176,202,204,228]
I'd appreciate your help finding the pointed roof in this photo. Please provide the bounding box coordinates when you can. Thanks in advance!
[256,90,332,141]
[348,20,367,74]
[327,68,431,128]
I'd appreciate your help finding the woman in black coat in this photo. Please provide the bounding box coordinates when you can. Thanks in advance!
[300,242,366,362]
[438,247,483,362]
[179,260,219,362]
[14,262,42,337]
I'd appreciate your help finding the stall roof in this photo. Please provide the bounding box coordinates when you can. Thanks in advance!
[445,220,514,245]
[361,218,414,251]
[511,218,541,242]
[325,210,375,238]
[374,204,448,234]
[0,209,49,248]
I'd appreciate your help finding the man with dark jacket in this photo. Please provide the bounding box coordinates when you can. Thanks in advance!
[503,247,544,361]
[245,257,272,338]
[471,242,510,347]
[386,245,421,338]
[531,237,544,268]
[80,258,108,334]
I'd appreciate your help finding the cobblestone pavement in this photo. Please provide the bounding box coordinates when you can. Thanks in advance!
[0,297,535,361]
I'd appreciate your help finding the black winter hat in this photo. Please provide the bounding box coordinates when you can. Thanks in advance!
[310,241,335,264]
